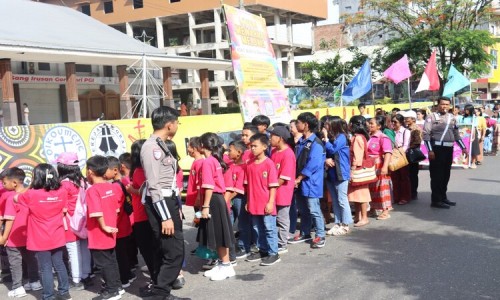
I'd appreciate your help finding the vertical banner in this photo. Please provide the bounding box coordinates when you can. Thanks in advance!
[223,4,292,123]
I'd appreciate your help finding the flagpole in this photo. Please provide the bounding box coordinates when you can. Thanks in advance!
[408,78,412,109]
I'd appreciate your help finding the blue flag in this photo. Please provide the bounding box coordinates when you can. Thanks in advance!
[442,64,470,97]
[342,60,372,103]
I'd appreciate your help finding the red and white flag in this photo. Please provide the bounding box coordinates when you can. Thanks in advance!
[415,51,440,93]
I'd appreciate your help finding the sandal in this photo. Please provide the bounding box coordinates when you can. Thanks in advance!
[376,213,391,220]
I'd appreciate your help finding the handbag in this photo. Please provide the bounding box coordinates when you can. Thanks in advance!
[389,131,409,172]
[406,147,426,163]
[350,135,377,186]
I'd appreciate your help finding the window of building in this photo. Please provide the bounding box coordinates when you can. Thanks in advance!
[103,66,113,77]
[80,4,91,16]
[491,50,498,70]
[38,62,51,71]
[104,1,113,14]
[133,0,143,9]
[345,6,352,10]
[76,64,92,73]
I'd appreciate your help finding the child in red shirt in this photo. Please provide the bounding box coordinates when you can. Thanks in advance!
[0,168,40,297]
[224,140,254,259]
[86,155,122,299]
[269,126,296,254]
[244,133,280,266]
[186,137,204,209]
[106,156,135,289]
[198,132,235,281]
[125,140,155,281]
[55,152,92,290]
[241,124,258,163]
[18,164,70,300]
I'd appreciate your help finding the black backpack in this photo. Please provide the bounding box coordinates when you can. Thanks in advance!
[295,136,325,175]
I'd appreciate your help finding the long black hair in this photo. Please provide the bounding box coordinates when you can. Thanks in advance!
[327,116,350,146]
[373,115,387,131]
[200,132,227,171]
[130,139,146,179]
[57,163,85,188]
[164,140,181,173]
[32,163,60,191]
[349,115,369,141]
[464,104,475,117]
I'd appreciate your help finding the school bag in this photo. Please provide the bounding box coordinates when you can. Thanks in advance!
[65,179,88,239]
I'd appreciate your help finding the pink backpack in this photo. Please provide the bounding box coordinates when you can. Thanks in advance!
[65,179,88,239]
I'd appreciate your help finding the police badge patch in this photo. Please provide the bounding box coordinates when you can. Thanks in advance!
[153,148,162,160]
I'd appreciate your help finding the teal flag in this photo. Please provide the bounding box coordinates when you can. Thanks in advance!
[442,64,470,97]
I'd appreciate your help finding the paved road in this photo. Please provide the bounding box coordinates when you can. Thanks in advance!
[1,156,499,300]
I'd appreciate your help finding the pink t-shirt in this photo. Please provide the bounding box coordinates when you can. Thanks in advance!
[176,169,184,192]
[244,158,279,216]
[20,188,67,251]
[186,159,203,207]
[120,177,134,225]
[242,149,255,164]
[271,147,296,206]
[201,156,225,194]
[368,131,393,157]
[60,180,80,242]
[86,182,122,250]
[131,168,148,223]
[0,191,15,219]
[3,194,29,248]
[394,127,411,152]
[225,162,246,195]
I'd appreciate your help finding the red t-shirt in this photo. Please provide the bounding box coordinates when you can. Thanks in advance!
[112,181,131,239]
[186,159,203,207]
[201,156,225,194]
[119,177,134,225]
[0,191,15,220]
[242,149,255,164]
[86,182,122,250]
[3,194,29,248]
[244,158,279,215]
[271,147,297,206]
[60,180,80,242]
[225,162,246,195]
[20,188,67,251]
[131,168,148,223]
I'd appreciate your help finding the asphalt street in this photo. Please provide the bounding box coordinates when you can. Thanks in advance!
[1,156,499,300]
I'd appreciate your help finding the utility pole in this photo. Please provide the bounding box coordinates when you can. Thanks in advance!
[239,0,245,10]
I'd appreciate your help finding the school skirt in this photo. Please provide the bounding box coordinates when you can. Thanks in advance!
[196,192,235,251]
[368,156,393,210]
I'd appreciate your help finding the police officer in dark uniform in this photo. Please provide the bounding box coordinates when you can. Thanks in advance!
[140,106,189,300]
[423,97,467,209]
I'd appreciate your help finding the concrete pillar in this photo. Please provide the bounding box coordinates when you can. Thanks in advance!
[200,69,211,114]
[126,22,134,37]
[162,67,175,109]
[217,86,227,107]
[274,12,281,41]
[214,9,222,43]
[286,13,293,44]
[188,13,197,49]
[311,19,317,53]
[117,65,132,118]
[65,62,81,122]
[274,46,283,77]
[156,17,165,49]
[0,59,18,126]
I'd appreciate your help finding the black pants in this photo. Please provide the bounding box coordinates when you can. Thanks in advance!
[91,249,121,293]
[429,146,453,203]
[409,162,420,199]
[145,196,184,296]
[115,236,131,285]
[132,221,155,277]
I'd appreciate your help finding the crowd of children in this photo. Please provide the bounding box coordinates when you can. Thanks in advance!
[0,105,497,299]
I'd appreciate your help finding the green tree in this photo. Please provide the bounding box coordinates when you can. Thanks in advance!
[301,47,368,87]
[344,0,497,89]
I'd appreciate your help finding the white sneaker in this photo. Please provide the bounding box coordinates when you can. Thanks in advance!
[23,281,42,291]
[8,286,27,298]
[203,260,220,277]
[326,224,341,236]
[209,264,236,281]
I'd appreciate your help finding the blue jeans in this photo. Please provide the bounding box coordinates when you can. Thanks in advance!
[289,191,298,235]
[36,247,69,300]
[326,180,353,224]
[252,215,278,255]
[232,196,243,224]
[236,196,256,252]
[296,195,325,238]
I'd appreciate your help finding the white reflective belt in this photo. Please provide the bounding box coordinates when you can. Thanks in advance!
[439,113,452,143]
[434,141,454,147]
